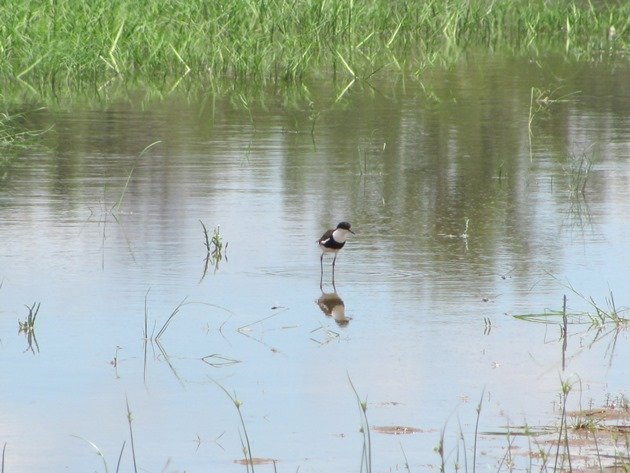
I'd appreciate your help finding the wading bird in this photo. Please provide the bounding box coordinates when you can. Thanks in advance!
[318,221,354,286]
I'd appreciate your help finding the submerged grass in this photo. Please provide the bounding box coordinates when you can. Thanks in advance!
[514,290,628,368]
[73,409,130,473]
[125,397,139,473]
[348,375,373,473]
[112,140,162,213]
[1,0,628,99]
[18,302,41,354]
[0,111,49,174]
[199,221,228,280]
[0,112,46,149]
[439,385,629,472]
[514,282,629,329]
[212,381,255,472]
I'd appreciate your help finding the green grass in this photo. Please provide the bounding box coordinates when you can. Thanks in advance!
[199,221,227,280]
[1,0,628,100]
[213,381,256,472]
[0,111,48,172]
[348,375,373,473]
[514,290,629,329]
[18,302,41,354]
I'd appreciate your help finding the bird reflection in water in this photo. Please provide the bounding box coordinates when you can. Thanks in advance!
[316,284,351,326]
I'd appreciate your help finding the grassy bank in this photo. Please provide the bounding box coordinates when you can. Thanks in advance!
[0,0,628,98]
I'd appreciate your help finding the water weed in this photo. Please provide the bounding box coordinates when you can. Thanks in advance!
[71,436,110,473]
[563,147,595,196]
[141,292,188,385]
[212,381,255,472]
[199,221,228,280]
[142,290,187,341]
[112,141,162,213]
[72,420,127,473]
[18,302,40,354]
[513,290,628,329]
[1,0,628,100]
[125,397,139,473]
[348,375,372,473]
[0,111,49,175]
[0,111,46,149]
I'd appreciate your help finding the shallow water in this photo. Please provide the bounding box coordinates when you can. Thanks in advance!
[1,55,629,472]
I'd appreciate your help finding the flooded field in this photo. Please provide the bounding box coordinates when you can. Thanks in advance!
[1,55,629,472]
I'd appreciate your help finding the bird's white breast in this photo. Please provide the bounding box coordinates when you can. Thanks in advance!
[332,228,350,243]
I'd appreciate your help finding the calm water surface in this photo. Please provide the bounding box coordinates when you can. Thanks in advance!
[1,55,629,472]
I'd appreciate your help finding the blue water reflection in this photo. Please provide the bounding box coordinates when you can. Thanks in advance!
[1,56,629,472]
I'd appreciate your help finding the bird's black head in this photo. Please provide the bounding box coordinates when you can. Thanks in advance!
[336,221,354,233]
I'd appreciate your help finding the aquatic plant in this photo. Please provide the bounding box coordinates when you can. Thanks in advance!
[514,287,629,329]
[71,436,114,473]
[112,141,162,212]
[142,290,187,341]
[0,111,47,148]
[564,148,595,195]
[432,384,630,472]
[213,381,256,472]
[18,302,41,354]
[434,390,485,473]
[1,0,628,100]
[140,291,189,384]
[0,111,49,175]
[199,221,228,279]
[18,301,39,333]
[348,375,372,473]
[125,397,139,473]
[472,390,484,473]
[554,376,575,472]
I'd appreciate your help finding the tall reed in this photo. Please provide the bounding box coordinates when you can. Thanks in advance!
[1,0,627,98]
[213,381,255,472]
[348,375,372,473]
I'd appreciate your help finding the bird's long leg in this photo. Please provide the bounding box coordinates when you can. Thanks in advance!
[332,253,337,285]
[320,253,324,289]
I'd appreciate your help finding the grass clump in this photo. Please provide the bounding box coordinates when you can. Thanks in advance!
[18,302,41,354]
[0,111,48,176]
[0,112,44,149]
[199,222,228,280]
[514,290,629,329]
[18,302,40,333]
[1,0,628,99]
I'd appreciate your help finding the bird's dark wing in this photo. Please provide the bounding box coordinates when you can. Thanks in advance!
[319,230,346,250]
[318,229,334,245]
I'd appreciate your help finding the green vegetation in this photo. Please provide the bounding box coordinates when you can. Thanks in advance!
[514,290,629,329]
[213,381,256,472]
[0,111,47,173]
[0,112,43,148]
[1,0,628,100]
[18,302,41,354]
[564,148,595,196]
[349,375,373,473]
[142,291,188,341]
[432,384,630,473]
[112,141,162,212]
[199,222,228,280]
[125,397,139,473]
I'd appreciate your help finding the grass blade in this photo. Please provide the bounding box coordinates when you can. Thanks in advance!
[155,297,187,340]
[126,396,138,473]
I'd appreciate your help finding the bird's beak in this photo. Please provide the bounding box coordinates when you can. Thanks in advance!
[350,229,355,234]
